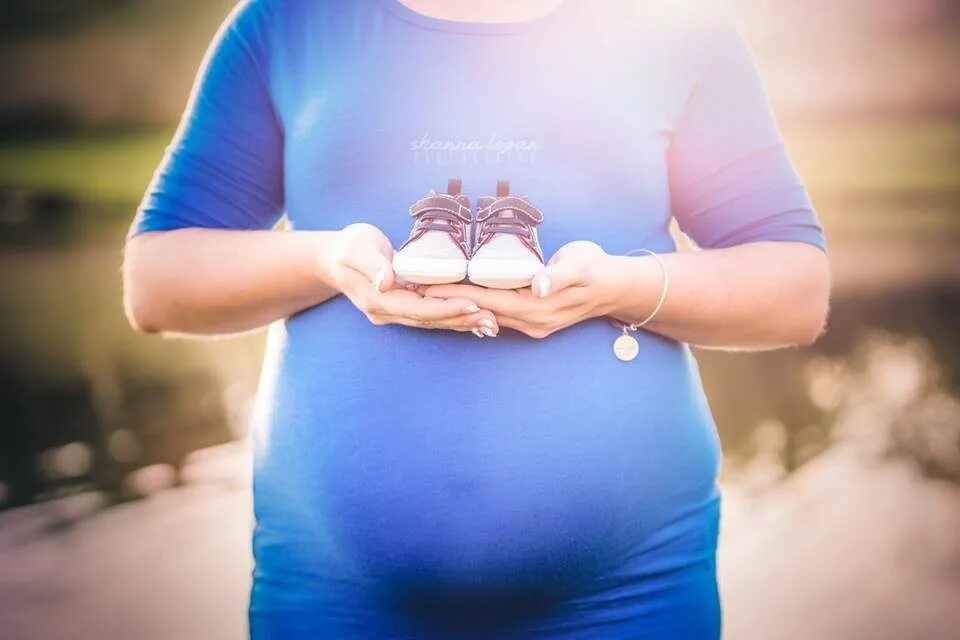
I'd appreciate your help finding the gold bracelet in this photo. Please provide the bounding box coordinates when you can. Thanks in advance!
[610,249,669,362]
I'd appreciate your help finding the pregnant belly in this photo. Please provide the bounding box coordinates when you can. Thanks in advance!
[252,304,721,595]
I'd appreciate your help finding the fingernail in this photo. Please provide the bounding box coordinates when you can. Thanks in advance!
[536,275,551,298]
[481,327,497,338]
[463,304,480,314]
[404,282,418,291]
[480,318,494,329]
[471,328,485,338]
[373,268,386,292]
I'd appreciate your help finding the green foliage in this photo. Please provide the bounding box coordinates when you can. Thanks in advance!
[0,131,170,205]
[3,119,958,231]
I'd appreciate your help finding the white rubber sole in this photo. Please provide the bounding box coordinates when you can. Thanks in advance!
[392,254,468,285]
[467,259,542,290]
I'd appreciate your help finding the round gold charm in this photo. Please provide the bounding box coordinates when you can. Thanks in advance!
[613,334,640,362]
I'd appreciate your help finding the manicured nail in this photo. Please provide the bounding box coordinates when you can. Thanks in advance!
[481,327,497,338]
[471,328,485,338]
[536,275,551,298]
[463,304,480,314]
[373,268,386,292]
[480,318,494,329]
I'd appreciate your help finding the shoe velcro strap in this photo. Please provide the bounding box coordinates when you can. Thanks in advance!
[476,196,544,224]
[409,194,472,222]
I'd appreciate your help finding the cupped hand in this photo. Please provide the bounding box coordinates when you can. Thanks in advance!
[324,223,498,336]
[421,240,616,339]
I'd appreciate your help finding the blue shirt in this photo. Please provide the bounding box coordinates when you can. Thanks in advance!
[132,1,824,636]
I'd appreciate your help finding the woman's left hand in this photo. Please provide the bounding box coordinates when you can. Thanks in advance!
[420,241,618,339]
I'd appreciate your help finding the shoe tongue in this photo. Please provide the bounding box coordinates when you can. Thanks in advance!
[485,208,525,239]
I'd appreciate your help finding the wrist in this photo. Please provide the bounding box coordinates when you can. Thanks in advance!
[590,253,625,317]
[600,254,664,323]
[301,229,343,293]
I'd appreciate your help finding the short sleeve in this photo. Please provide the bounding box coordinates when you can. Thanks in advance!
[129,0,283,237]
[666,9,825,251]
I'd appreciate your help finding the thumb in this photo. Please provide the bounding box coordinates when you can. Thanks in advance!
[372,260,395,293]
[531,260,587,298]
[345,244,395,293]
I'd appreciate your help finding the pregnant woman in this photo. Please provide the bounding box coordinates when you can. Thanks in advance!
[123,0,830,637]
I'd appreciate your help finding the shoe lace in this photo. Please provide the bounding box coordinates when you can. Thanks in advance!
[475,196,543,248]
[406,192,470,240]
[478,211,534,239]
[413,209,465,235]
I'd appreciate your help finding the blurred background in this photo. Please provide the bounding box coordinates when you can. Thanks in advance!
[0,1,958,638]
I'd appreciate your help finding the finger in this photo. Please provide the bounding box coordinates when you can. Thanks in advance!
[464,311,499,337]
[394,274,419,291]
[421,284,529,317]
[343,247,395,293]
[531,260,589,299]
[384,309,499,336]
[378,290,484,323]
[491,314,541,338]
[439,310,500,335]
[492,304,587,337]
[493,314,567,340]
[418,283,489,300]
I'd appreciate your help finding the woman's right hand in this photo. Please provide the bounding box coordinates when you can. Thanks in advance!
[322,223,498,336]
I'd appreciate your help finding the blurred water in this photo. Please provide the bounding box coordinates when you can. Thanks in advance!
[721,331,960,640]
[0,332,958,639]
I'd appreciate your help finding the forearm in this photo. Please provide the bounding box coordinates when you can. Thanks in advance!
[603,242,831,350]
[123,228,340,335]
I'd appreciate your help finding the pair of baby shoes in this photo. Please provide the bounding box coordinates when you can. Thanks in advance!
[392,178,545,289]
